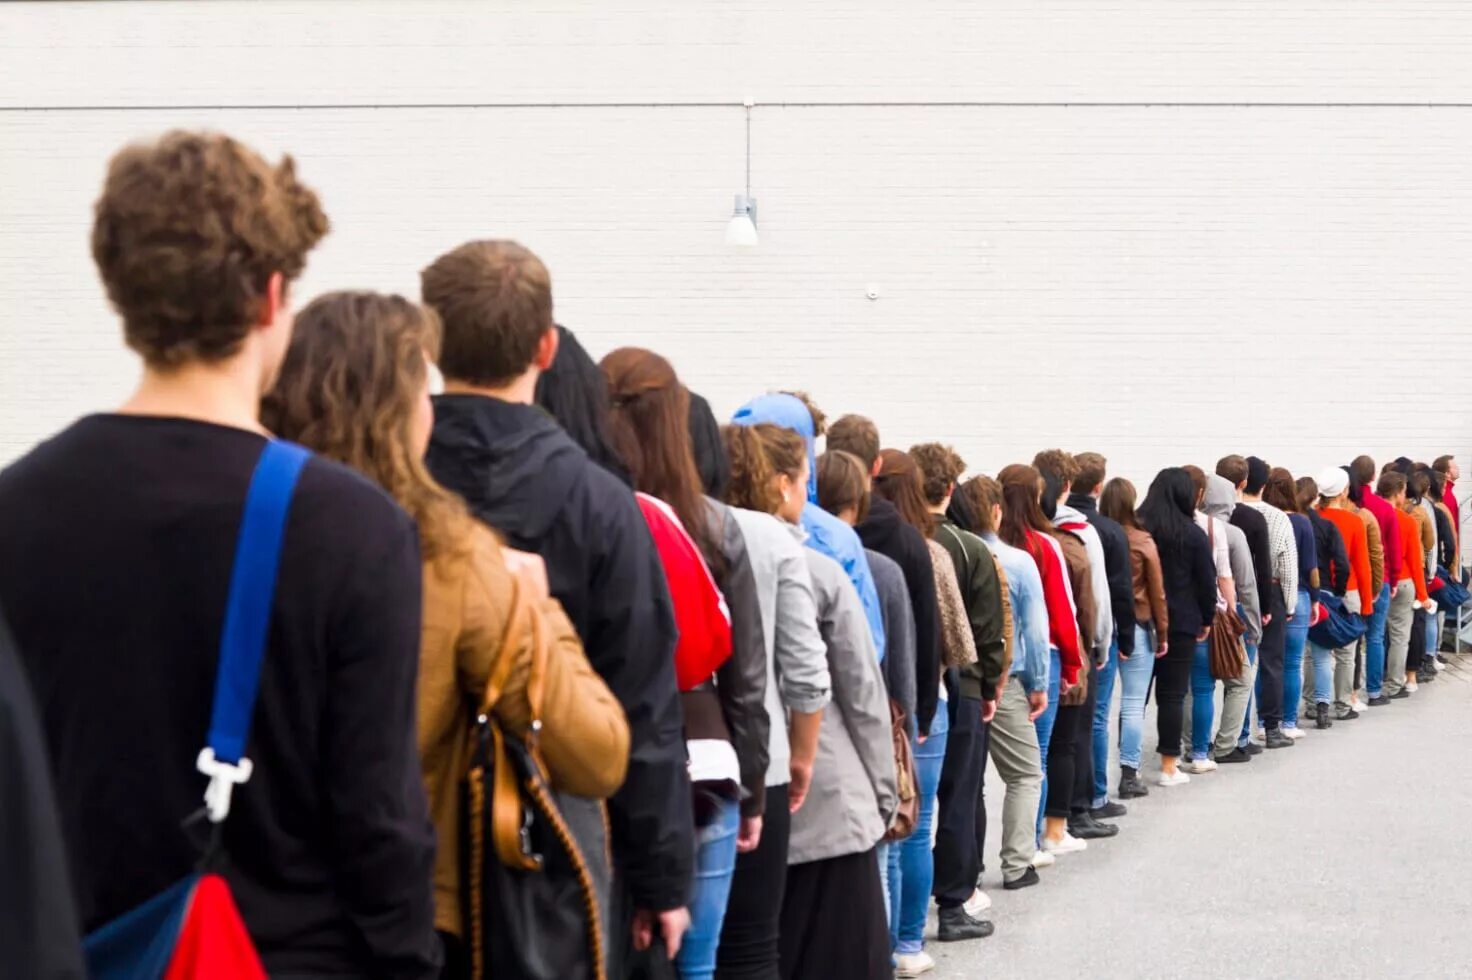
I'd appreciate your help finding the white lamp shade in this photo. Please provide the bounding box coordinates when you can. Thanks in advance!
[725,194,758,247]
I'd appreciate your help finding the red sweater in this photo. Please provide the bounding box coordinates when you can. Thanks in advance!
[1023,528,1083,687]
[1447,480,1461,547]
[1360,489,1403,586]
[1321,507,1374,615]
[1395,509,1430,603]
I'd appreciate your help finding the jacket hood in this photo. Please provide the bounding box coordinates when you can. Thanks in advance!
[730,393,818,502]
[427,394,588,540]
[1053,502,1089,527]
[1204,474,1237,519]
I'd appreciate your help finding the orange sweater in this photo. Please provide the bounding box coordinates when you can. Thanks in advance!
[1321,506,1374,614]
[1395,509,1429,603]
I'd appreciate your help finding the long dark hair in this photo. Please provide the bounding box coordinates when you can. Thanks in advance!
[874,449,935,536]
[535,324,632,487]
[997,464,1055,561]
[1136,467,1199,559]
[1344,464,1365,506]
[601,346,719,568]
[687,390,729,498]
[1263,466,1300,514]
[1100,477,1143,532]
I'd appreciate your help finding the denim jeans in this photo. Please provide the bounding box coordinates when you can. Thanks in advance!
[676,794,741,980]
[891,705,948,955]
[1282,588,1311,728]
[1308,642,1334,706]
[1117,626,1154,771]
[1033,648,1062,837]
[1365,581,1392,697]
[1188,638,1214,760]
[1091,636,1119,807]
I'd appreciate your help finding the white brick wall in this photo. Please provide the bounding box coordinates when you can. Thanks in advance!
[2,1,1469,482]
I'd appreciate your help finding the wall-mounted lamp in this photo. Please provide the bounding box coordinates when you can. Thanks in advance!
[725,99,758,247]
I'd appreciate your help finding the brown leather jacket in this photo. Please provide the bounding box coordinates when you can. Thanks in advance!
[419,517,629,937]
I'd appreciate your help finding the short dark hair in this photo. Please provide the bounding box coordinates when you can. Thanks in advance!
[1215,455,1248,487]
[92,131,328,367]
[817,450,871,524]
[827,415,881,470]
[1376,471,1407,499]
[1245,456,1270,495]
[1074,452,1107,494]
[1032,449,1079,490]
[909,443,967,506]
[1350,455,1377,487]
[1182,464,1207,505]
[1434,454,1455,475]
[421,240,553,387]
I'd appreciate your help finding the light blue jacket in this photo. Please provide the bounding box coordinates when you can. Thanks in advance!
[981,532,1050,694]
[731,393,886,661]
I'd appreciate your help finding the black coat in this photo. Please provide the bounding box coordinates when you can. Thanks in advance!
[1231,504,1275,610]
[428,395,693,912]
[856,496,941,732]
[1067,493,1138,655]
[1308,509,1351,595]
[1159,524,1220,639]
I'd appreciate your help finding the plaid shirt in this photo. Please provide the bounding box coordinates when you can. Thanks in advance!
[1246,500,1300,616]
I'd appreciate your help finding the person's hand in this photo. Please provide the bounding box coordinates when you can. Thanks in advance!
[632,907,691,958]
[1027,690,1048,721]
[1196,626,1211,643]
[788,759,813,814]
[1156,638,1169,659]
[1262,613,1272,626]
[917,734,928,745]
[736,815,763,853]
[503,548,550,601]
[981,698,998,723]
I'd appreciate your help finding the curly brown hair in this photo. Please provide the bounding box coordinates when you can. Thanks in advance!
[909,442,966,506]
[421,240,554,387]
[1032,449,1080,490]
[722,423,806,515]
[91,131,328,367]
[261,291,470,561]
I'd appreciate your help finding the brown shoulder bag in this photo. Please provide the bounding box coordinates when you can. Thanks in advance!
[882,699,919,842]
[1205,517,1247,680]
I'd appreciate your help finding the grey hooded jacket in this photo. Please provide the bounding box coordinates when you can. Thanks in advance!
[1205,475,1264,645]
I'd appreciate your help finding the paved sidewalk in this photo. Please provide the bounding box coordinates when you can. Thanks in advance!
[931,652,1472,979]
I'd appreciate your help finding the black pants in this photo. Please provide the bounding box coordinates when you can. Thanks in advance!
[1256,588,1288,728]
[933,695,983,908]
[1045,700,1084,819]
[1072,659,1100,813]
[973,711,992,875]
[779,849,891,980]
[1407,606,1428,675]
[1155,632,1195,757]
[715,782,791,980]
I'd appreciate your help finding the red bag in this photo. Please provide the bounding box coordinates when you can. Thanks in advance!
[637,494,733,690]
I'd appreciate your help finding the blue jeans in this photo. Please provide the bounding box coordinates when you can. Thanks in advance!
[891,706,948,955]
[1238,642,1259,747]
[676,795,741,980]
[1091,636,1119,807]
[1365,581,1392,697]
[1189,638,1214,760]
[1033,648,1062,837]
[1117,626,1154,770]
[1282,588,1311,728]
[1308,642,1334,705]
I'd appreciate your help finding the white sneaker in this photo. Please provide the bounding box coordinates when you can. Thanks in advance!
[1042,832,1088,855]
[1157,769,1191,787]
[1031,849,1057,869]
[895,951,936,978]
[1407,679,1419,693]
[1184,757,1218,774]
[1283,726,1305,740]
[963,888,992,918]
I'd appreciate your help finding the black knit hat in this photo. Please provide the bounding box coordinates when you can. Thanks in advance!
[1245,456,1270,495]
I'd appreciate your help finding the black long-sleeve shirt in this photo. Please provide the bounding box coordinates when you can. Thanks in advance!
[0,416,439,977]
[1308,509,1350,596]
[1067,493,1138,655]
[1157,523,1220,639]
[856,496,942,732]
[1231,504,1275,608]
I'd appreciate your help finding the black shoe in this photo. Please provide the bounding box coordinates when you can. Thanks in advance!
[1244,741,1265,756]
[1265,728,1295,749]
[1335,707,1360,720]
[1390,688,1411,699]
[1423,660,1439,676]
[1214,747,1252,764]
[1315,703,1333,730]
[1067,813,1120,840]
[1003,867,1040,891]
[1421,670,1437,683]
[1369,695,1392,706]
[1090,801,1128,820]
[937,906,995,942]
[1118,767,1149,799]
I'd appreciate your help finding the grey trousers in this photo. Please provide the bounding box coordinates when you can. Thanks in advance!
[1384,580,1416,695]
[989,678,1043,881]
[1213,652,1259,758]
[1332,642,1358,713]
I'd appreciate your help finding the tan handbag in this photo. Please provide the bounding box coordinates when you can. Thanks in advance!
[882,699,919,842]
[1205,518,1246,681]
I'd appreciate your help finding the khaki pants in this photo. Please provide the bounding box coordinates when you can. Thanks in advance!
[990,678,1043,881]
[1384,579,1416,695]
[1213,647,1258,758]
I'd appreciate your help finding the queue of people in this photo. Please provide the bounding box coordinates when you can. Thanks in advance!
[1,130,1468,980]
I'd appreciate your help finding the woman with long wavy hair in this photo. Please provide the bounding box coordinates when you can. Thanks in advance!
[1135,468,1218,786]
[996,464,1086,856]
[263,291,629,977]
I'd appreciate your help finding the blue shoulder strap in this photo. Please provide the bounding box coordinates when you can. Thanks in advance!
[196,440,309,822]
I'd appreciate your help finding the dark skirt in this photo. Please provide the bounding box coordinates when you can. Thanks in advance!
[778,848,891,980]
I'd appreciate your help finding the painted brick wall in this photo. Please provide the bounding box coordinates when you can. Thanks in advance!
[2,1,1469,481]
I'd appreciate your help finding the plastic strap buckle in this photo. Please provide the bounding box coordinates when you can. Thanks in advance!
[196,747,254,823]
